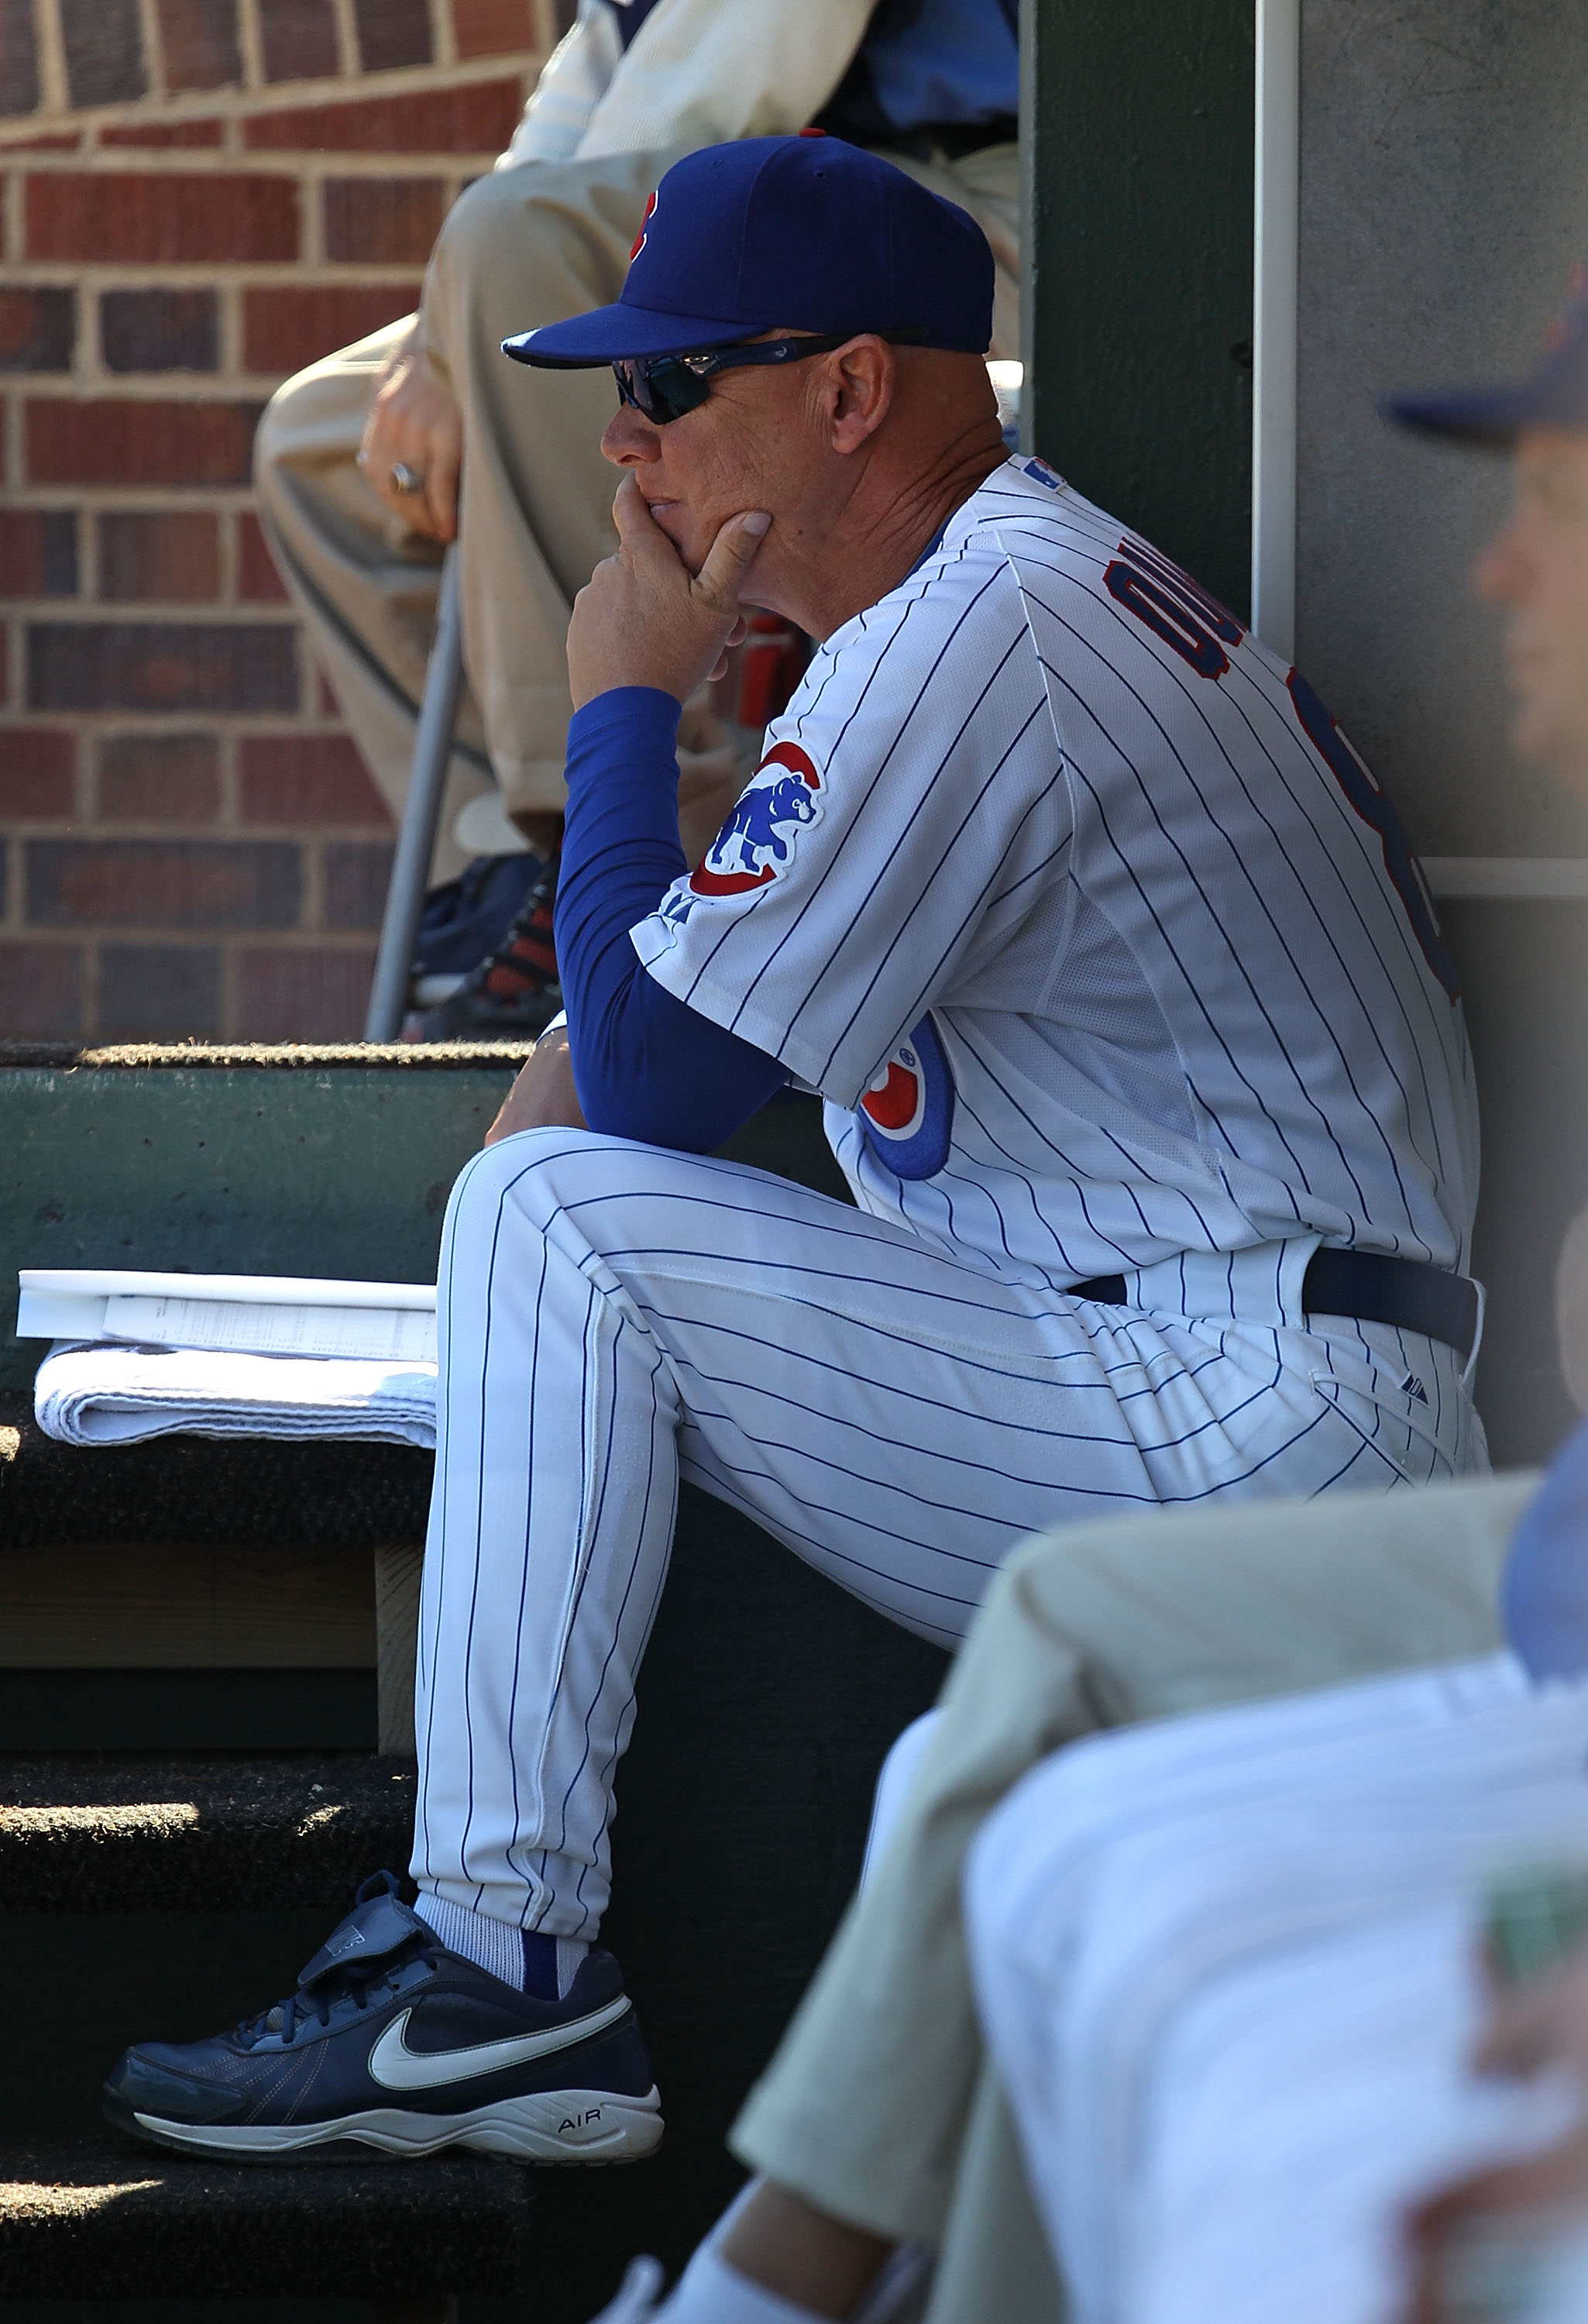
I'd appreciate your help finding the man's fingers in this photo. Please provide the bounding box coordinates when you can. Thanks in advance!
[360,425,440,534]
[358,362,463,538]
[1473,1984,1558,2075]
[693,509,771,611]
[1471,1951,1588,2078]
[611,471,674,554]
[426,434,461,543]
[706,619,748,683]
[578,483,769,703]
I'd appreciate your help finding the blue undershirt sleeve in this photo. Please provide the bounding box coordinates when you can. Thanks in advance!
[554,685,789,1150]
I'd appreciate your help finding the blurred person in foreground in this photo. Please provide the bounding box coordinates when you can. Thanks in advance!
[579,279,1588,2324]
[254,0,1019,1033]
[1384,273,1588,2324]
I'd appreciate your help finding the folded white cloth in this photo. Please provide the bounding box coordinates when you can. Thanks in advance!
[34,1340,438,1449]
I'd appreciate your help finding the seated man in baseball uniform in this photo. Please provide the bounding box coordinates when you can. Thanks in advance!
[650,294,1588,2324]
[105,136,1486,2170]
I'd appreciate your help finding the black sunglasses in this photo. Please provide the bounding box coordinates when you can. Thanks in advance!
[612,330,924,425]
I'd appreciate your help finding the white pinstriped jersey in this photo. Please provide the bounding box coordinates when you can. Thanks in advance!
[631,456,1479,1289]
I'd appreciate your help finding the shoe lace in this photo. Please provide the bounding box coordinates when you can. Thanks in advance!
[232,1934,445,2050]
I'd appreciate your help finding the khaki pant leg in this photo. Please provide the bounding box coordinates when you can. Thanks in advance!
[420,148,689,819]
[260,144,1016,856]
[256,151,681,870]
[925,2064,1066,2324]
[253,317,497,885]
[729,1473,1532,2268]
[885,141,1021,362]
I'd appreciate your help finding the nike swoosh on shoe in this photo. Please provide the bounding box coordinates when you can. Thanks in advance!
[367,1993,633,2091]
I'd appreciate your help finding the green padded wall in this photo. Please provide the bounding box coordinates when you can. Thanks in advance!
[1023,0,1255,617]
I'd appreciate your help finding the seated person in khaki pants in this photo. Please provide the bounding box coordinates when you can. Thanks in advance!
[253,0,1022,1000]
[601,1483,1522,2324]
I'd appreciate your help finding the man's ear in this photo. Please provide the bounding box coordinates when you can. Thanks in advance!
[826,336,895,454]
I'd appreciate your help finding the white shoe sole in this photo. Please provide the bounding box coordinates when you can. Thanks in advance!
[132,2085,664,2164]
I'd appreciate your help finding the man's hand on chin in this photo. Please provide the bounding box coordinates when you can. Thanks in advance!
[567,473,769,709]
[485,1026,585,1144]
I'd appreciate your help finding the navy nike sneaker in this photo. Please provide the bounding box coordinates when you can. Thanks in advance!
[101,1873,662,2164]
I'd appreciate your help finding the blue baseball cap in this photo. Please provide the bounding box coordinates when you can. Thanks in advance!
[1386,272,1588,445]
[502,132,994,368]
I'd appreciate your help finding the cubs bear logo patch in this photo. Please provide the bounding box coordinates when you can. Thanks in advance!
[858,1014,954,1180]
[690,741,824,897]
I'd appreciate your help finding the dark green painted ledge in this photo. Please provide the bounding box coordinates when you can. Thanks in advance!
[0,1047,847,1394]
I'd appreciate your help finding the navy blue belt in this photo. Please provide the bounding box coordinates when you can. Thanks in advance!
[1069,1248,1480,1363]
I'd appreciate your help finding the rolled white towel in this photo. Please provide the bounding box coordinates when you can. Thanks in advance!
[33,1339,437,1449]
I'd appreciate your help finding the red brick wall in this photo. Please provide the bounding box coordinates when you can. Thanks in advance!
[0,0,571,1042]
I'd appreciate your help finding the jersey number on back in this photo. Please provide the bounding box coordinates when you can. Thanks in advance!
[1103,535,1459,1005]
[1104,540,1245,679]
[1286,670,1460,1002]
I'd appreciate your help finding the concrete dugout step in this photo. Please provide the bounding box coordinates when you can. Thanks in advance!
[0,1756,416,2141]
[0,1503,950,2300]
[0,2140,531,2302]
[0,1394,430,1752]
[0,2133,746,2315]
[0,1401,433,1558]
[0,1756,417,1913]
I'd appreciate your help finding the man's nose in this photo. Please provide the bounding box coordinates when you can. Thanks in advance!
[601,403,661,467]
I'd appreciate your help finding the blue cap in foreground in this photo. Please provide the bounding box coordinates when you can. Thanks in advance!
[1501,1414,1588,1681]
[503,133,994,369]
[1387,273,1588,446]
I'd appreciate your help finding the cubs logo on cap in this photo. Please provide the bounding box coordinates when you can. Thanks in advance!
[629,189,658,265]
[502,134,994,369]
[691,741,824,898]
[858,1014,954,1180]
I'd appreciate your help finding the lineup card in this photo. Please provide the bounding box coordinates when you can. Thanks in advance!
[100,1295,437,1364]
[16,1269,438,1363]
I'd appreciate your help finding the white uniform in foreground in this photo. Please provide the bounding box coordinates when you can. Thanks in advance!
[966,1655,1588,2324]
[413,456,1486,1939]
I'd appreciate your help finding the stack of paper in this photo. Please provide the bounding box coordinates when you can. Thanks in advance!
[18,1269,438,1448]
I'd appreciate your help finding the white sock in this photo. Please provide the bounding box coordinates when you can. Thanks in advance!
[596,2185,908,2324]
[413,1892,587,1999]
[651,2185,919,2324]
[656,2240,830,2324]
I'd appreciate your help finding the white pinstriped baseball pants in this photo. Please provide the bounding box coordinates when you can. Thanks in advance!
[411,1127,1485,1939]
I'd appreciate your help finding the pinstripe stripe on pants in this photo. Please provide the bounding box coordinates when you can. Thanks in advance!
[411,1127,1483,1939]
